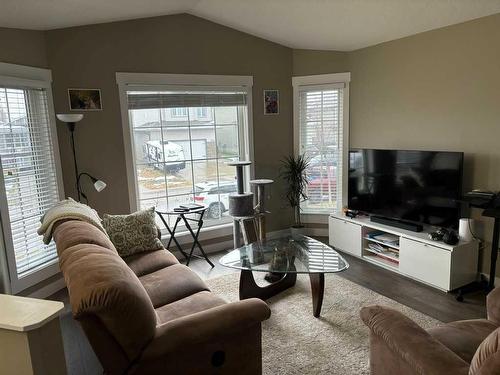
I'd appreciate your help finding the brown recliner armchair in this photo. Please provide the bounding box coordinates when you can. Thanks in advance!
[53,220,271,375]
[360,288,500,375]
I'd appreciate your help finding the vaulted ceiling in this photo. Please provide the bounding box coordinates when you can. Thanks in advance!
[2,0,500,51]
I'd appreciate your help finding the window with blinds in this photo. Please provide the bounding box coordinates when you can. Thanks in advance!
[297,83,346,213]
[0,86,61,289]
[125,88,249,228]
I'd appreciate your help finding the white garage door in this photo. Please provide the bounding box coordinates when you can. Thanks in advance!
[176,139,207,159]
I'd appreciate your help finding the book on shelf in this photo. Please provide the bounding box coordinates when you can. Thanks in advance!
[367,231,384,238]
[368,243,385,252]
[370,233,399,246]
[367,243,399,258]
[366,253,399,266]
[378,254,399,264]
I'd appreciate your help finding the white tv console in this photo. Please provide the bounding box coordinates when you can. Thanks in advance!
[328,213,479,292]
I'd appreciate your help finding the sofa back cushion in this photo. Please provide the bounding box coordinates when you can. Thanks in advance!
[58,242,157,362]
[53,220,117,255]
[469,327,500,375]
[487,287,500,325]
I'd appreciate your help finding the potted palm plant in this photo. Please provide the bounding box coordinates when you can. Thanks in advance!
[280,154,310,235]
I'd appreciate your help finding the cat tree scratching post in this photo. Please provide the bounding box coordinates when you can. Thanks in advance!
[250,179,273,241]
[228,161,254,248]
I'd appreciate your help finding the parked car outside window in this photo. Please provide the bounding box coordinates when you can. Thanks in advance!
[194,181,238,218]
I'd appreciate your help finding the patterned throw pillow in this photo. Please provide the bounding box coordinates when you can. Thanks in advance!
[102,207,163,257]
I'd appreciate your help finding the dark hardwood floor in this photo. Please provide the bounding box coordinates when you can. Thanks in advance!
[336,252,486,322]
[187,239,487,323]
[51,240,487,375]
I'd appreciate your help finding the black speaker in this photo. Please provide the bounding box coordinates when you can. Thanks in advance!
[443,230,459,245]
[370,215,423,232]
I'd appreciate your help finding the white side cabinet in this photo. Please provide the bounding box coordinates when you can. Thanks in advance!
[328,213,479,292]
[329,216,362,257]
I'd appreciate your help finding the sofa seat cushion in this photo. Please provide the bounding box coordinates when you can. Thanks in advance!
[428,319,499,363]
[139,264,209,308]
[155,291,226,324]
[124,249,179,277]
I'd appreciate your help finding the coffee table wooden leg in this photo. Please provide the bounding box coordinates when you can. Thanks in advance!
[239,269,297,300]
[309,273,325,318]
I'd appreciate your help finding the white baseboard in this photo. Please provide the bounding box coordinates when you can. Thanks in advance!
[27,277,66,299]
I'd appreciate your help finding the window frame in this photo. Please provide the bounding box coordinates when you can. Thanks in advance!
[116,73,254,234]
[292,72,350,215]
[0,62,64,294]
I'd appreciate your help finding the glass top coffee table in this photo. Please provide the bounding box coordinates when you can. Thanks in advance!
[219,234,349,317]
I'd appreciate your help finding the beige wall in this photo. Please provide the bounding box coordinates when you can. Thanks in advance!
[2,11,499,279]
[292,13,500,274]
[0,27,48,68]
[45,13,294,231]
[292,49,348,76]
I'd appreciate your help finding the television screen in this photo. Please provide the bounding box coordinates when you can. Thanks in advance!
[348,149,463,228]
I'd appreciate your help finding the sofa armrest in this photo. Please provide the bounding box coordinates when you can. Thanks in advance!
[142,298,271,360]
[487,287,500,325]
[360,305,469,375]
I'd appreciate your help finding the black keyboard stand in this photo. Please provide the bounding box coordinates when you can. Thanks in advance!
[454,197,500,301]
[483,209,500,291]
[156,208,214,268]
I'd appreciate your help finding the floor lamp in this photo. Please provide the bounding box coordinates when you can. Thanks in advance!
[56,114,107,202]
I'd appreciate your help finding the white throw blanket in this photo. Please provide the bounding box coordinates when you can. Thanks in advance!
[37,198,108,244]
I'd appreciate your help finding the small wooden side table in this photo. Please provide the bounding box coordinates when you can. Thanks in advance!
[0,294,66,375]
[156,206,214,267]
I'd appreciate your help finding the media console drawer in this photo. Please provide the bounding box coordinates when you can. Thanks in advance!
[328,217,362,256]
[399,237,451,290]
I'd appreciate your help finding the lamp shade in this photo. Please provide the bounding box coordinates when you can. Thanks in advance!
[56,114,83,123]
[93,179,107,192]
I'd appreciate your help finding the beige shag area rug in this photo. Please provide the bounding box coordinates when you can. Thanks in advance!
[206,272,440,375]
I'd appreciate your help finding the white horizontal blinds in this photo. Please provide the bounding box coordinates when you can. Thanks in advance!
[0,87,60,277]
[126,87,246,228]
[127,90,247,110]
[299,84,344,212]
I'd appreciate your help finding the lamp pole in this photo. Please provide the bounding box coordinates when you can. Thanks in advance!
[56,114,84,201]
[57,114,106,203]
[67,122,81,201]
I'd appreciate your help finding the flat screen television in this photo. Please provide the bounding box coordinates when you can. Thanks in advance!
[348,148,464,229]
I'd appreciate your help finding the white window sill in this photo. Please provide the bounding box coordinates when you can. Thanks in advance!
[300,212,331,224]
[160,222,233,245]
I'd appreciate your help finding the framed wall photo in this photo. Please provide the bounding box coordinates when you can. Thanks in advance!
[263,89,279,115]
[68,88,103,111]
